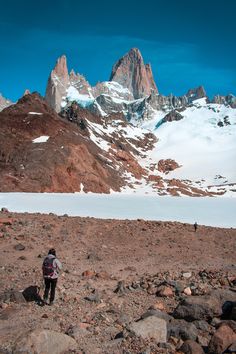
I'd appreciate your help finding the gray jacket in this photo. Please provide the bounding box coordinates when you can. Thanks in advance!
[43,254,62,279]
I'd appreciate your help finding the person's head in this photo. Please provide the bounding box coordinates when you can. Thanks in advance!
[48,248,56,256]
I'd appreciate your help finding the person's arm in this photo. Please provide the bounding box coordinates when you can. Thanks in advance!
[55,259,62,271]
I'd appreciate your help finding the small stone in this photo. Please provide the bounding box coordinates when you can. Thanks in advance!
[157,285,174,297]
[182,272,192,279]
[14,243,25,251]
[82,270,96,278]
[184,287,192,296]
[42,313,48,318]
[151,301,165,311]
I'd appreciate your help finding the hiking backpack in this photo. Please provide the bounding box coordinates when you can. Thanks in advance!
[42,257,55,277]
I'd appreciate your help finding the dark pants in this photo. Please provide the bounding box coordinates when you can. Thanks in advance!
[43,278,57,303]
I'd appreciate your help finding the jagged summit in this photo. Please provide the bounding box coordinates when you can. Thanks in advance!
[186,86,207,102]
[110,47,158,99]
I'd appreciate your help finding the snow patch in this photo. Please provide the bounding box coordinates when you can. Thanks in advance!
[28,112,43,115]
[32,136,49,143]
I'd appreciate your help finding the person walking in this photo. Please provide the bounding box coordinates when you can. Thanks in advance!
[42,248,62,305]
[194,222,198,232]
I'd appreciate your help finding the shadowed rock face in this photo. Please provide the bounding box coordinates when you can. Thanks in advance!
[186,86,207,102]
[110,48,158,99]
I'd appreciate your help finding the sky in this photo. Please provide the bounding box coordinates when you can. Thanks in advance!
[0,0,235,102]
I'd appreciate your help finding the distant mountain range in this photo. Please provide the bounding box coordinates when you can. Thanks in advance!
[0,48,235,196]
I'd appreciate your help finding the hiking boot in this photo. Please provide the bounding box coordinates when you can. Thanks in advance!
[43,298,49,305]
[49,301,54,306]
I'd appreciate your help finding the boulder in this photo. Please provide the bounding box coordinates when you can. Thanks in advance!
[0,290,26,304]
[208,323,236,354]
[127,315,167,343]
[168,319,198,341]
[13,329,77,354]
[141,308,172,323]
[173,294,221,321]
[180,339,204,354]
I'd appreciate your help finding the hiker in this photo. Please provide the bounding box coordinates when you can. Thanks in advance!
[42,248,62,305]
[194,222,198,232]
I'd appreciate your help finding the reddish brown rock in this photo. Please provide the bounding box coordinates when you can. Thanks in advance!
[82,270,96,278]
[158,159,181,174]
[110,48,158,99]
[208,323,236,354]
[180,339,204,354]
[156,285,174,298]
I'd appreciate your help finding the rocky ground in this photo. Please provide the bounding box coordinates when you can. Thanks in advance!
[0,209,236,353]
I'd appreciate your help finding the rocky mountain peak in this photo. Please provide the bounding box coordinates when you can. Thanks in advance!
[186,86,207,102]
[110,48,158,99]
[45,55,70,113]
[53,55,69,83]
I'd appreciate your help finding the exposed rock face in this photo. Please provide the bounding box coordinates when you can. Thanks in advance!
[45,55,93,112]
[69,69,92,96]
[0,94,12,112]
[212,94,236,108]
[45,55,69,112]
[110,48,158,99]
[162,110,184,123]
[157,159,181,174]
[186,86,207,102]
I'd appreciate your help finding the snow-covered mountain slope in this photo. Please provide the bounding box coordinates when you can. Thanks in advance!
[129,98,236,196]
[0,94,13,112]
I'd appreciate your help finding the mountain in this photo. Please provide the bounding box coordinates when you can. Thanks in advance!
[109,47,158,99]
[1,48,236,196]
[1,91,235,196]
[0,93,156,193]
[0,93,13,111]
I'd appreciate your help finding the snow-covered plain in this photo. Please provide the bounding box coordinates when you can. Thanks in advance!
[0,193,235,228]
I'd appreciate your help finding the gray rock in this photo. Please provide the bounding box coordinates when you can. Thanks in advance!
[14,244,25,251]
[0,290,26,304]
[13,329,77,354]
[193,320,211,332]
[84,290,101,303]
[127,315,167,343]
[173,294,222,321]
[141,309,172,323]
[168,319,198,341]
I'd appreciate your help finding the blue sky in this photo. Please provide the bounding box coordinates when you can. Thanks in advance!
[0,0,235,101]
